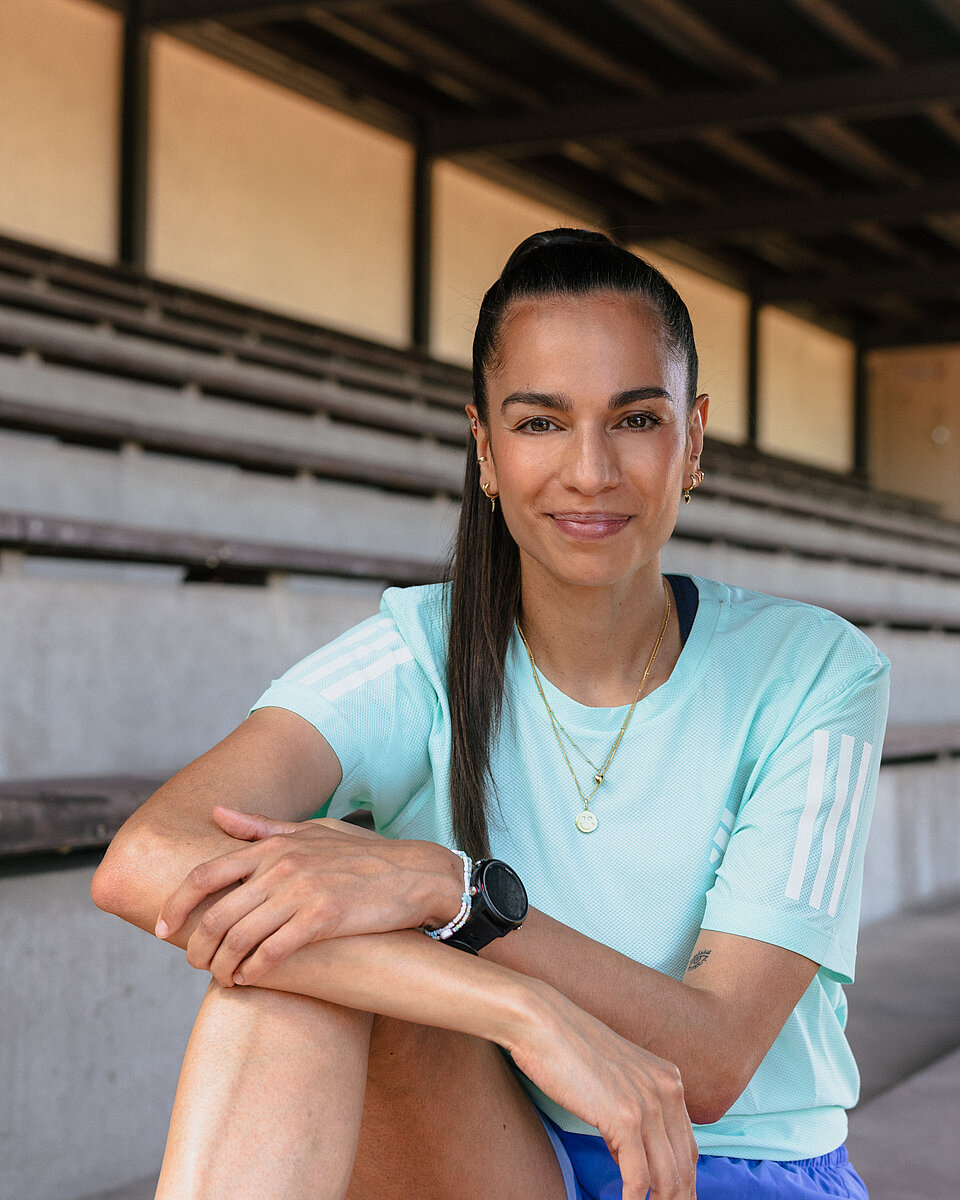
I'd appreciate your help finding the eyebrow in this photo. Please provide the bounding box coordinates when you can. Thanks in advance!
[500,386,672,412]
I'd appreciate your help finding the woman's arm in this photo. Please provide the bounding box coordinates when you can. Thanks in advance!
[91,708,462,939]
[486,911,818,1126]
[93,711,696,1196]
[154,804,816,1127]
[97,709,813,1129]
[223,924,697,1200]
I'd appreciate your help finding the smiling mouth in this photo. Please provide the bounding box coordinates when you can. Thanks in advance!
[550,513,632,540]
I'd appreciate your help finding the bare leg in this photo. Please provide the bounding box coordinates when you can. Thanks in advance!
[156,984,566,1200]
[156,982,373,1200]
[347,1015,566,1200]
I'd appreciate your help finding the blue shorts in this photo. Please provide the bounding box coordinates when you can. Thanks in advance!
[535,1113,869,1200]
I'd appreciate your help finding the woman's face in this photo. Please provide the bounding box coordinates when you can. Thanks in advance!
[469,291,707,596]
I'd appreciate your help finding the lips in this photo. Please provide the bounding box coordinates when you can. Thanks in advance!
[550,512,632,541]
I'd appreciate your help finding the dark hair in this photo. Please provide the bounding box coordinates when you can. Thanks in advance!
[446,228,698,858]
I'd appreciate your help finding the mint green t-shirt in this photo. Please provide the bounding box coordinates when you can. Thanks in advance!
[251,576,890,1161]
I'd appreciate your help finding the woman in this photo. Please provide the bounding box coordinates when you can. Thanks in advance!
[92,229,889,1200]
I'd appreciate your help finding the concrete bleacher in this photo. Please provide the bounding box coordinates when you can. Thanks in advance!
[2,231,959,1200]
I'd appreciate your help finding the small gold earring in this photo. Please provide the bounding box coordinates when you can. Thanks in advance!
[683,468,704,504]
[477,456,487,464]
[480,481,498,512]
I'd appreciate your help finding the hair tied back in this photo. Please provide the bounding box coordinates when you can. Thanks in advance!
[501,228,615,277]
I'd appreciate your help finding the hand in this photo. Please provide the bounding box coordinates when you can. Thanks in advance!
[155,807,462,987]
[509,982,698,1200]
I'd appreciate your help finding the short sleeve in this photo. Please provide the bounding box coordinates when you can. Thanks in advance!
[250,611,437,831]
[701,652,890,984]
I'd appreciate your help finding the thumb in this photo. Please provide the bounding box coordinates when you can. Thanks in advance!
[213,805,298,840]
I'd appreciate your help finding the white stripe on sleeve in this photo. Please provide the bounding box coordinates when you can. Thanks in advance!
[828,741,873,917]
[320,647,415,702]
[785,729,830,901]
[809,733,854,911]
[299,632,403,687]
[286,617,395,683]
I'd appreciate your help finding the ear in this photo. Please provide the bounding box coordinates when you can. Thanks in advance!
[465,403,480,447]
[465,404,496,486]
[686,393,709,470]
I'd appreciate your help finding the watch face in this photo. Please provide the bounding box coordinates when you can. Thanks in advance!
[481,861,528,924]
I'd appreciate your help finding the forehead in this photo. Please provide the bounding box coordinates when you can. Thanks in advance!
[491,292,682,397]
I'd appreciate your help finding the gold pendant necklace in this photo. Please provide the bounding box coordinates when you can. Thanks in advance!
[517,578,671,833]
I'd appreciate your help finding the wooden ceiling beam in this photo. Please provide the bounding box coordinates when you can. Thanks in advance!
[922,0,960,36]
[756,263,960,306]
[140,0,306,24]
[339,6,545,108]
[861,315,960,348]
[630,178,960,240]
[601,0,772,83]
[781,0,897,67]
[424,56,960,156]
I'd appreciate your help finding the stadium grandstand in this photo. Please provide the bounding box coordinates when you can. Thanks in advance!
[0,2,958,1197]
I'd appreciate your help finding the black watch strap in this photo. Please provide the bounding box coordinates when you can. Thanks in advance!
[444,859,528,955]
[444,907,511,955]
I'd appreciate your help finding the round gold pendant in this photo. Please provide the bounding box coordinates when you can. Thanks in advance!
[575,809,598,834]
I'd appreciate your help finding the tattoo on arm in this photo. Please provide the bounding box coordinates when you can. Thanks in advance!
[687,949,712,971]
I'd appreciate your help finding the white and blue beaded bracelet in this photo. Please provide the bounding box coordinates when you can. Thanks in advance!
[425,850,474,941]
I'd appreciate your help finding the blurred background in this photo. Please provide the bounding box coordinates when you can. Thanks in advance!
[0,2,958,1197]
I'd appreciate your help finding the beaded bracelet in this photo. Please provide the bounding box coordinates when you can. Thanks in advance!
[424,850,474,941]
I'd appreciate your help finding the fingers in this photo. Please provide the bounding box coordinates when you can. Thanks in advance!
[202,895,341,986]
[607,1079,694,1200]
[213,805,298,840]
[639,1106,689,1200]
[651,1067,697,1198]
[155,847,255,939]
[608,1136,651,1200]
[184,881,273,977]
[231,912,320,986]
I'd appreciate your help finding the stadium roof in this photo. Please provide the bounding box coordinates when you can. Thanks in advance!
[117,0,960,349]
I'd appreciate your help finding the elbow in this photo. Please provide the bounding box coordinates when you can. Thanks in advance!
[683,1068,750,1128]
[686,1097,731,1128]
[90,848,126,916]
[90,822,159,927]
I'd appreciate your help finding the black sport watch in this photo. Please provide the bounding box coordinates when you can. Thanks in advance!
[445,859,529,955]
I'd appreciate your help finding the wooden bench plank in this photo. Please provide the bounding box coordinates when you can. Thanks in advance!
[0,509,445,584]
[0,274,470,412]
[882,722,960,763]
[4,723,956,859]
[0,776,163,857]
[0,234,471,394]
[0,309,469,444]
[676,496,960,576]
[0,374,466,495]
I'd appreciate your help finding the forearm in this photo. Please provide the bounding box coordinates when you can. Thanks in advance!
[241,926,535,1052]
[486,909,741,1122]
[92,782,248,935]
[92,709,343,931]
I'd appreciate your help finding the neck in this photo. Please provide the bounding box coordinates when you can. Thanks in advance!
[517,562,677,707]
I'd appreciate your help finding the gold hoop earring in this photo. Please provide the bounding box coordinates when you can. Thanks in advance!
[480,481,498,512]
[683,468,704,504]
[477,456,487,464]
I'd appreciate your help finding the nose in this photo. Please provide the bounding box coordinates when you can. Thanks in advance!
[559,425,619,495]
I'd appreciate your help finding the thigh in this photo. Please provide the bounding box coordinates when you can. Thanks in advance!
[346,1016,569,1200]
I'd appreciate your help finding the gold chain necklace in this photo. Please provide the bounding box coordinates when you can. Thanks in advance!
[517,578,671,834]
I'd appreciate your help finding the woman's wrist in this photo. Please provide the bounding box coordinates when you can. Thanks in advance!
[487,972,561,1057]
[408,839,470,931]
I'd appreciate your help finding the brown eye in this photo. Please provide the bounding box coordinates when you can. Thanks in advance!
[622,412,658,430]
